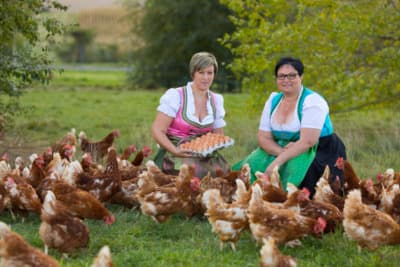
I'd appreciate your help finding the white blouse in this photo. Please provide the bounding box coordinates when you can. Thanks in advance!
[157,82,226,129]
[259,88,329,132]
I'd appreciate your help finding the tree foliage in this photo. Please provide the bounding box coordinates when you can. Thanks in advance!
[0,0,67,131]
[128,0,238,92]
[219,0,400,113]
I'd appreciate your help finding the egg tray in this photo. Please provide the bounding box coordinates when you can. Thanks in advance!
[178,133,234,157]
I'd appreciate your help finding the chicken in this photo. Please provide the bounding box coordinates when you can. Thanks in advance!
[39,190,90,254]
[335,157,360,195]
[254,170,287,204]
[109,178,140,209]
[81,153,103,176]
[75,147,121,202]
[51,128,77,156]
[343,189,400,250]
[145,160,177,186]
[284,184,343,233]
[3,176,42,217]
[201,179,249,251]
[358,178,380,207]
[117,144,138,171]
[199,164,250,204]
[136,164,198,223]
[13,156,27,177]
[119,144,137,161]
[259,237,297,267]
[0,221,60,267]
[314,166,345,211]
[0,153,11,179]
[379,183,400,223]
[79,129,120,162]
[247,183,326,246]
[131,145,152,166]
[27,154,46,188]
[49,179,115,224]
[376,168,398,188]
[91,245,114,267]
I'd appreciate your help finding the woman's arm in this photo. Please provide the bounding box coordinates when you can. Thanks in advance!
[212,127,224,135]
[264,127,320,177]
[258,130,284,156]
[151,112,192,158]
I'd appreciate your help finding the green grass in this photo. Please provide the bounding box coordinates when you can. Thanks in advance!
[50,69,129,88]
[1,85,400,266]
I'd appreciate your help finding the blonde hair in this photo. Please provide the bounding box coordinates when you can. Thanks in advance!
[189,52,218,78]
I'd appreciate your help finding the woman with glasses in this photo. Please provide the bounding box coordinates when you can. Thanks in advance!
[232,57,346,196]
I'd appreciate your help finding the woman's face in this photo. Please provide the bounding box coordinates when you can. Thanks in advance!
[276,64,302,95]
[192,65,215,91]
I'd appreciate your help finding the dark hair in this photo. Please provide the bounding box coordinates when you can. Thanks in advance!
[274,57,304,76]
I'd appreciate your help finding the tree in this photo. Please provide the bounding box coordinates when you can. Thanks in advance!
[0,0,67,131]
[70,29,95,63]
[219,0,400,113]
[128,0,238,92]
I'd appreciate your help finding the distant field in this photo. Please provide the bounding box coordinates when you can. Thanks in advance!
[51,68,129,87]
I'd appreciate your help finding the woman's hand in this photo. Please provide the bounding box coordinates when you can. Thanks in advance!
[264,162,279,178]
[173,147,193,158]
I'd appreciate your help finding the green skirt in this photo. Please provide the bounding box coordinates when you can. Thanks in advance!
[232,142,317,190]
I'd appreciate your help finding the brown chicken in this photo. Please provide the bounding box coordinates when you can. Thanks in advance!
[343,189,400,250]
[39,190,90,254]
[0,153,11,179]
[81,153,103,176]
[314,166,345,211]
[119,144,137,161]
[75,147,121,202]
[136,164,198,223]
[201,179,249,251]
[49,180,114,224]
[91,245,114,267]
[3,176,42,217]
[109,177,140,209]
[284,184,343,233]
[248,184,326,246]
[0,221,60,267]
[259,237,297,267]
[199,164,251,204]
[27,154,46,188]
[254,170,287,203]
[51,128,77,157]
[145,160,177,186]
[379,183,400,223]
[79,129,120,162]
[131,145,152,166]
[358,178,381,207]
[335,157,361,195]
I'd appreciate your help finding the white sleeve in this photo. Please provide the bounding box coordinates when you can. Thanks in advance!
[156,88,180,118]
[259,93,277,131]
[213,93,226,128]
[301,94,329,129]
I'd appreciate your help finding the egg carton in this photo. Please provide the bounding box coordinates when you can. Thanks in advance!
[179,135,234,157]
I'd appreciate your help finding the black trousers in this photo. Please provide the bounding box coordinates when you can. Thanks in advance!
[300,133,347,197]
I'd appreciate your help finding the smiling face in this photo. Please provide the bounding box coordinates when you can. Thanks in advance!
[191,65,215,92]
[276,64,303,96]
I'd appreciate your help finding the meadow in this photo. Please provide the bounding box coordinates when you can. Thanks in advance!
[0,70,399,266]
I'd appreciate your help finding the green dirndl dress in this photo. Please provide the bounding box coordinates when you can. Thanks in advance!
[232,87,320,190]
[231,132,317,190]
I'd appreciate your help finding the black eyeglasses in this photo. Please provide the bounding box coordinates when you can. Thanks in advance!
[276,73,298,80]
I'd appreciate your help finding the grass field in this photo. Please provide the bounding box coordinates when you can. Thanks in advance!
[0,70,399,266]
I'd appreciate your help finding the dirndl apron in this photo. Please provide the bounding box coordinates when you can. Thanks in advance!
[153,87,230,178]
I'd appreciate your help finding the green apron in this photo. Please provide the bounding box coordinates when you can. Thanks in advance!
[232,87,318,190]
